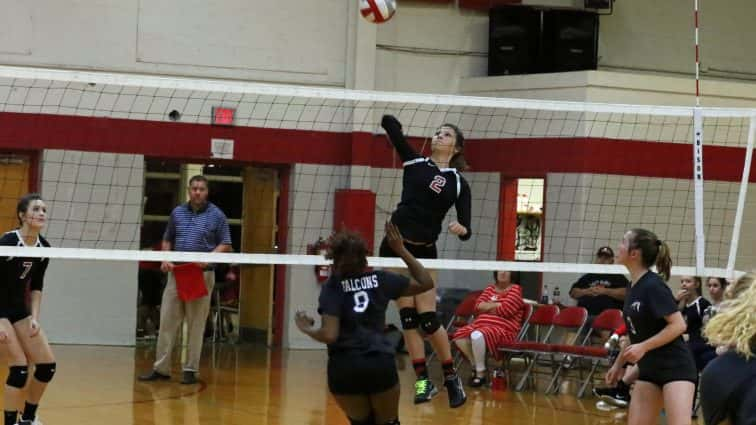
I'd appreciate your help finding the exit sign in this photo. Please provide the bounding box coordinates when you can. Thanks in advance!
[212,107,235,126]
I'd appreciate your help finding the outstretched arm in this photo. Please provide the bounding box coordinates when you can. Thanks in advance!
[381,115,420,162]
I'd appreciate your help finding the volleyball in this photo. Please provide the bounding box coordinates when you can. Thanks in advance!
[360,0,397,24]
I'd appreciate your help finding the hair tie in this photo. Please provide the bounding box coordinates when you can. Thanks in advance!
[655,240,662,247]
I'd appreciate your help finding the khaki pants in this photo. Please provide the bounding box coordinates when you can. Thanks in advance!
[153,270,215,374]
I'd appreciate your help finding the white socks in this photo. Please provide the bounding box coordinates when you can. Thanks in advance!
[470,330,487,373]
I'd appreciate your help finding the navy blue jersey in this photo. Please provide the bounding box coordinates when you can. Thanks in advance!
[701,351,756,425]
[382,117,472,244]
[623,271,693,370]
[681,296,711,344]
[318,270,409,356]
[0,230,50,312]
[570,273,629,316]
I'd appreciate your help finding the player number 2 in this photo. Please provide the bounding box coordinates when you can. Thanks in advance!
[429,175,446,194]
[353,291,370,313]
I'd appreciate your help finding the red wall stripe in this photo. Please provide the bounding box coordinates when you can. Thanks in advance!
[1,112,753,182]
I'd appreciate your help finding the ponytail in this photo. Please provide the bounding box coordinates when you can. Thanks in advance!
[655,240,672,282]
[629,228,672,281]
[449,152,469,171]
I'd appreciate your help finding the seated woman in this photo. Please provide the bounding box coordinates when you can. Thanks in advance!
[452,270,525,387]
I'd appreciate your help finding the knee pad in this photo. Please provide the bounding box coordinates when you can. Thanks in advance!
[7,365,28,389]
[470,330,484,340]
[419,312,441,335]
[34,363,56,383]
[399,308,419,330]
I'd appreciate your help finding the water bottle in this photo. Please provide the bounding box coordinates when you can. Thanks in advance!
[553,286,561,305]
[491,368,507,391]
[541,285,550,304]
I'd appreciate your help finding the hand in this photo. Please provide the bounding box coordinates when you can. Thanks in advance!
[160,261,174,273]
[385,221,407,255]
[623,343,647,364]
[295,311,315,332]
[29,319,40,337]
[195,262,208,270]
[605,365,623,386]
[0,330,7,343]
[675,289,688,301]
[483,302,502,313]
[448,221,468,237]
[592,285,607,296]
[381,114,401,131]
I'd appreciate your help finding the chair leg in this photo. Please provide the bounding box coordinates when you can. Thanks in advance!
[502,353,512,386]
[546,362,564,395]
[516,353,538,391]
[577,359,599,398]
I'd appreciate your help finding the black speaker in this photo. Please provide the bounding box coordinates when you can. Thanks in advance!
[585,0,612,9]
[488,6,598,76]
[488,7,542,76]
[543,9,598,72]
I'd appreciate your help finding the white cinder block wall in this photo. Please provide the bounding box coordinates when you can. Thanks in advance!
[40,150,143,345]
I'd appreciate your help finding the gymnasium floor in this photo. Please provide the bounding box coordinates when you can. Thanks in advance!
[4,343,668,425]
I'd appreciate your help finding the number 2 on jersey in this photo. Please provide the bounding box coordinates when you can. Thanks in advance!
[353,290,370,313]
[429,175,447,194]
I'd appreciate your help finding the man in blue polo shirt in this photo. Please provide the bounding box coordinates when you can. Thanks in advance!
[139,174,232,385]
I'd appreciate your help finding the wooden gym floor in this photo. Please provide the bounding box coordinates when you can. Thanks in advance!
[0,343,694,425]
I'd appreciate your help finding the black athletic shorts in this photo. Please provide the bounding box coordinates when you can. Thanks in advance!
[378,237,437,259]
[638,362,698,387]
[328,352,398,395]
[0,309,30,324]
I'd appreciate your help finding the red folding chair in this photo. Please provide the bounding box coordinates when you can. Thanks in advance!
[488,302,534,380]
[516,306,589,394]
[516,303,534,340]
[549,308,625,397]
[498,304,560,391]
[428,290,483,364]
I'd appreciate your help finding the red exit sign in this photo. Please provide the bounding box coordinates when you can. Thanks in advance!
[212,107,235,126]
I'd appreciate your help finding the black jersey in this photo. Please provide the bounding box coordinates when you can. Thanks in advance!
[570,273,629,316]
[318,270,409,356]
[623,271,693,371]
[382,117,472,244]
[681,296,711,344]
[701,350,756,425]
[0,230,50,312]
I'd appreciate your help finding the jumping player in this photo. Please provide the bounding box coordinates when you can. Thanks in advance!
[378,114,470,407]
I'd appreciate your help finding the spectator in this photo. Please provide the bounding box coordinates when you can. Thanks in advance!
[569,246,628,338]
[452,271,525,387]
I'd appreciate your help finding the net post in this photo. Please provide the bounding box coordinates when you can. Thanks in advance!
[726,116,756,278]
[693,107,706,276]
